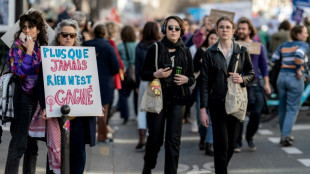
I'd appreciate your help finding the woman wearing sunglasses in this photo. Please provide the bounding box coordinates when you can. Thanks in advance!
[5,10,48,174]
[37,19,97,174]
[140,16,195,174]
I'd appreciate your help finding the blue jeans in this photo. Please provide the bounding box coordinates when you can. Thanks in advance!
[277,72,304,137]
[196,89,213,143]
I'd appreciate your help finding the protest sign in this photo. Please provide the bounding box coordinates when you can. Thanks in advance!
[209,9,235,24]
[235,41,261,55]
[41,46,102,117]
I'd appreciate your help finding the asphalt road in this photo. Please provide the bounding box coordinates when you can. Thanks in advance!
[0,108,309,174]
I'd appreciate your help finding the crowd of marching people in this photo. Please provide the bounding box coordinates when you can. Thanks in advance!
[1,2,310,174]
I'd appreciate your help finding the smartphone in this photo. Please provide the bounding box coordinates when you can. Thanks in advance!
[19,32,26,43]
[164,63,172,69]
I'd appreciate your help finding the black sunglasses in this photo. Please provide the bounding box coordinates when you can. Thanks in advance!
[168,25,181,32]
[60,32,77,39]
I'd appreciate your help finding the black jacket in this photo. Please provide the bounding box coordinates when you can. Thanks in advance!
[140,41,195,105]
[84,38,120,105]
[199,42,255,109]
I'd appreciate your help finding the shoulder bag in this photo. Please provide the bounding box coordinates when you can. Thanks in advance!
[140,43,163,114]
[225,50,248,122]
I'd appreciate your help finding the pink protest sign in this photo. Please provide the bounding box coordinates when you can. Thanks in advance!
[41,46,102,117]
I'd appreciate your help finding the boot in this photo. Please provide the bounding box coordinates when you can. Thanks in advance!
[142,164,151,174]
[205,143,214,156]
[136,129,146,150]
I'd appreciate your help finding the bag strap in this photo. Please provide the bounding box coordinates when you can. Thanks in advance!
[234,45,241,73]
[123,42,131,63]
[155,42,158,71]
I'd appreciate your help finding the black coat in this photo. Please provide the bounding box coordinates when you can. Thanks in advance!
[84,38,120,105]
[199,42,255,109]
[140,41,195,105]
[135,41,153,88]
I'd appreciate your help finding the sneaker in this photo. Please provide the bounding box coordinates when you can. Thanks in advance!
[107,125,115,134]
[288,136,294,142]
[280,137,293,146]
[247,140,257,151]
[234,144,242,153]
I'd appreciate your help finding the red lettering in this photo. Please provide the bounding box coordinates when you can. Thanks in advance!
[55,90,65,105]
[51,59,59,72]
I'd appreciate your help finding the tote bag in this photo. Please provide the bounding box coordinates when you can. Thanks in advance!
[225,52,248,122]
[140,43,163,114]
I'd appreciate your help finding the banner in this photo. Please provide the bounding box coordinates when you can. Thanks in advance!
[41,46,102,117]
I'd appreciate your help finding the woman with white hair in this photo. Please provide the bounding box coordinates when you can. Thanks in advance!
[38,19,97,174]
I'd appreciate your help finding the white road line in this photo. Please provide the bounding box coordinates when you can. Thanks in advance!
[292,124,310,131]
[268,137,280,144]
[298,159,310,167]
[281,147,303,154]
[258,129,273,135]
[113,136,200,144]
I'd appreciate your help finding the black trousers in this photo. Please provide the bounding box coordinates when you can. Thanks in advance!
[5,81,38,174]
[144,104,185,174]
[209,102,240,174]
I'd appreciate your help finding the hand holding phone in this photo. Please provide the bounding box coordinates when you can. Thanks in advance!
[19,32,27,43]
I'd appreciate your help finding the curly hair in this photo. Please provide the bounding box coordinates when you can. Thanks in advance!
[237,17,257,39]
[14,10,48,46]
[105,21,119,39]
[52,19,81,46]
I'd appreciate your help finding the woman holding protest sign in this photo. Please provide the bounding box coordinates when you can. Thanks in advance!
[37,19,98,174]
[5,10,48,174]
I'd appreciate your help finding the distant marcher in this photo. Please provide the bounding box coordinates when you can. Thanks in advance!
[135,21,161,150]
[84,24,120,143]
[56,2,76,25]
[71,11,92,43]
[117,25,138,124]
[140,16,195,174]
[5,10,48,174]
[193,29,217,156]
[234,17,271,153]
[271,25,309,146]
[199,17,255,174]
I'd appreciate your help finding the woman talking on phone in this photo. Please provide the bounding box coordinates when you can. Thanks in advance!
[140,16,195,174]
[5,10,48,174]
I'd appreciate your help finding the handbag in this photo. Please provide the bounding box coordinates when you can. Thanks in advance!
[225,51,248,122]
[123,42,136,90]
[140,43,163,114]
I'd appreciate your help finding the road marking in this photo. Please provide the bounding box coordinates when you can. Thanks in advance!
[292,124,310,131]
[281,147,303,154]
[203,162,215,171]
[298,159,310,167]
[113,136,200,144]
[178,164,190,172]
[268,137,280,144]
[258,129,273,135]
